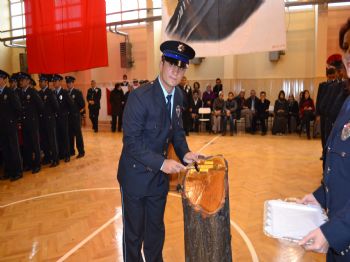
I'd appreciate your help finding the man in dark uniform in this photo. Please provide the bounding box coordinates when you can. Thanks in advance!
[18,72,44,174]
[53,74,73,162]
[66,76,85,158]
[178,76,192,136]
[38,74,60,167]
[109,82,125,132]
[316,67,336,159]
[117,40,199,262]
[0,70,23,181]
[299,18,350,262]
[86,80,101,132]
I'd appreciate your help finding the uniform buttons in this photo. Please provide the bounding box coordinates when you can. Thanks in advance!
[341,251,345,256]
[341,152,346,157]
[327,147,331,152]
[133,164,136,168]
[327,167,331,174]
[325,186,329,193]
[146,167,152,172]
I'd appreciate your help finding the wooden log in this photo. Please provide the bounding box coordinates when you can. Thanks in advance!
[167,143,185,191]
[182,155,232,262]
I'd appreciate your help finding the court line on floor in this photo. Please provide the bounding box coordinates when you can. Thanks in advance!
[56,212,122,262]
[197,134,221,153]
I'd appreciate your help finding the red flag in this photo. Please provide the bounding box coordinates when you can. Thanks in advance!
[24,0,108,73]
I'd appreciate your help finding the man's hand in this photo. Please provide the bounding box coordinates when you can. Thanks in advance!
[161,159,185,174]
[183,152,199,164]
[296,193,321,206]
[299,228,329,253]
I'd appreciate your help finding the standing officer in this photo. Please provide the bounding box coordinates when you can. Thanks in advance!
[86,80,101,132]
[38,74,60,167]
[0,70,22,181]
[53,74,73,162]
[117,40,199,262]
[18,72,44,174]
[66,76,85,158]
[298,18,350,262]
[109,82,125,132]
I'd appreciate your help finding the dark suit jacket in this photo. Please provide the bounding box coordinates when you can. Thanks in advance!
[117,78,190,197]
[245,96,260,111]
[313,95,350,260]
[257,99,270,118]
[55,88,74,118]
[0,87,21,132]
[87,87,101,111]
[189,98,202,114]
[20,87,44,129]
[39,87,59,121]
[110,88,125,115]
[69,88,85,117]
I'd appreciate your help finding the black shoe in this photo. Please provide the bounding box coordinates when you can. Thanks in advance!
[32,167,41,174]
[0,174,10,180]
[50,161,59,168]
[64,157,70,163]
[70,152,76,156]
[23,166,31,172]
[42,159,51,165]
[10,173,23,181]
[76,153,85,159]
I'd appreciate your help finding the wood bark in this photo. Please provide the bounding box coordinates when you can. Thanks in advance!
[182,156,232,262]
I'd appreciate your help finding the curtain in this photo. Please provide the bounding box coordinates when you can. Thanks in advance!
[24,0,108,73]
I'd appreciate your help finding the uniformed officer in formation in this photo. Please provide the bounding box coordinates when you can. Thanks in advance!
[299,17,350,262]
[38,74,60,167]
[118,40,199,261]
[86,80,101,132]
[0,70,23,181]
[18,72,44,174]
[66,76,85,158]
[53,74,74,162]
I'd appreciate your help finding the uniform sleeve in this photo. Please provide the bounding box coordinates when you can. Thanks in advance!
[34,90,44,112]
[50,92,59,113]
[10,89,22,116]
[77,91,85,110]
[313,185,326,208]
[122,91,165,173]
[320,199,350,254]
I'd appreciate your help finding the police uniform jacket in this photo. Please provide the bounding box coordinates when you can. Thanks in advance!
[56,88,74,118]
[86,87,101,111]
[316,80,332,116]
[117,78,190,197]
[313,95,350,260]
[69,88,85,117]
[39,87,59,121]
[0,87,21,132]
[21,87,44,128]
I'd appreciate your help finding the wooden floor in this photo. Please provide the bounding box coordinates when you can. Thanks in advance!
[0,128,326,262]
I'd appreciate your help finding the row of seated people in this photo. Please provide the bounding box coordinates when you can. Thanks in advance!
[187,88,316,138]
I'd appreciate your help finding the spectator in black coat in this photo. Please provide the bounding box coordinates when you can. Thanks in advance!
[110,83,125,132]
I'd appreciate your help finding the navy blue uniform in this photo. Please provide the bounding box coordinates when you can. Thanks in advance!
[68,88,85,156]
[0,87,23,180]
[20,86,44,171]
[39,87,59,165]
[313,93,350,261]
[55,87,74,161]
[117,78,190,262]
[86,87,101,132]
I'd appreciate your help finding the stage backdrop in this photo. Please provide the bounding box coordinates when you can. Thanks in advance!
[162,0,286,56]
[24,0,108,73]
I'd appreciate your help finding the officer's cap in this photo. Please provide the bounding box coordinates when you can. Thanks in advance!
[160,40,195,69]
[65,76,75,83]
[17,72,31,80]
[52,74,63,81]
[9,73,19,82]
[0,69,10,79]
[39,74,52,82]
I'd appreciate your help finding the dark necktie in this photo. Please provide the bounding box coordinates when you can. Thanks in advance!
[166,94,172,119]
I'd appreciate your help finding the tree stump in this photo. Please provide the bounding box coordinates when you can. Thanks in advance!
[167,143,185,191]
[182,155,232,262]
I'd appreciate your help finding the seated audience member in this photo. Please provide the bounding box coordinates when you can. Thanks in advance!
[253,91,270,135]
[222,91,238,136]
[287,94,299,133]
[246,90,260,134]
[193,81,201,97]
[189,90,202,132]
[298,91,305,110]
[272,90,288,135]
[202,84,216,131]
[132,79,140,89]
[235,89,246,121]
[299,90,315,139]
[212,91,225,134]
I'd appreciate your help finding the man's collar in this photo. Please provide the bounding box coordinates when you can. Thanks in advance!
[158,76,175,96]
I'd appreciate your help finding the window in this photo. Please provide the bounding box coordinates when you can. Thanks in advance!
[9,0,25,39]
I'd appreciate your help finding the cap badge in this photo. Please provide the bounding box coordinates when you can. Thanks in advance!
[177,44,185,53]
[341,121,350,141]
